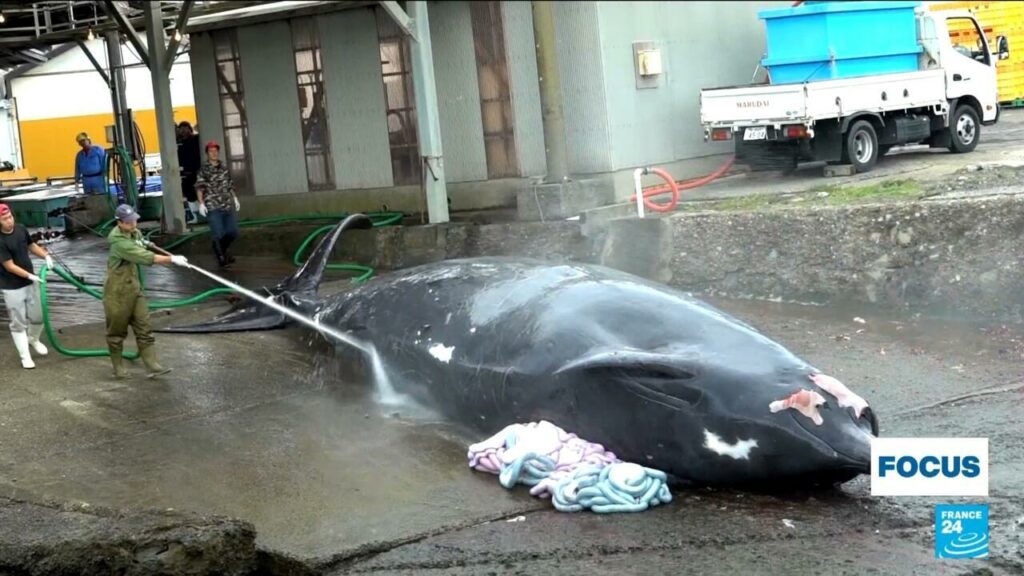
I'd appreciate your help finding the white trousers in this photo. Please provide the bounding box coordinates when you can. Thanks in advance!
[2,284,43,334]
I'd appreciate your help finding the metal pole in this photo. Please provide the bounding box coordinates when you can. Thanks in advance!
[103,31,130,154]
[407,1,449,224]
[531,1,568,183]
[142,1,186,235]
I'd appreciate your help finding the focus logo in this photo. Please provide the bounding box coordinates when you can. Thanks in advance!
[870,438,988,496]
[935,504,989,559]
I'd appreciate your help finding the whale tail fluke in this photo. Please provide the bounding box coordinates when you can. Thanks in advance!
[156,214,375,334]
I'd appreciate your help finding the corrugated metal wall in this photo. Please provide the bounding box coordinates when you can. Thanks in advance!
[552,2,612,175]
[595,1,784,171]
[189,32,224,154]
[429,1,488,183]
[190,1,603,194]
[502,1,545,178]
[237,21,308,196]
[319,8,394,189]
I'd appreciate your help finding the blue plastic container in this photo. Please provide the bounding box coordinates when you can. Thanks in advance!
[759,1,923,84]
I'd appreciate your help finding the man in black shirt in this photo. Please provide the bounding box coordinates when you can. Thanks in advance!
[0,203,54,369]
[177,121,202,224]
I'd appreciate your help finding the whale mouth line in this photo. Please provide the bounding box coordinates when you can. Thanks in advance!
[789,411,872,472]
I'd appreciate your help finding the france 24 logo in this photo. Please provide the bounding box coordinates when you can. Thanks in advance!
[870,438,988,496]
[936,504,989,559]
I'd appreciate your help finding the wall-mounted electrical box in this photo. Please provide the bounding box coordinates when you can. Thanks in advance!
[638,49,662,76]
[633,41,662,89]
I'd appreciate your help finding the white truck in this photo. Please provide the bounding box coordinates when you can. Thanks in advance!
[700,6,1010,173]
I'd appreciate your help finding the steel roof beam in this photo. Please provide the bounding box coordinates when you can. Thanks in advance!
[378,1,416,41]
[101,0,150,70]
[75,39,110,87]
[163,0,193,72]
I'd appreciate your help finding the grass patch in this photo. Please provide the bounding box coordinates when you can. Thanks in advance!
[811,178,922,205]
[680,178,923,213]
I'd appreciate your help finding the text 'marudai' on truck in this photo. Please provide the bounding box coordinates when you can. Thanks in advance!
[700,1,1009,173]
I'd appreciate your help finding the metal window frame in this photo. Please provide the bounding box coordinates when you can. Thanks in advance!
[376,9,421,186]
[469,1,518,178]
[212,28,254,196]
[290,16,335,191]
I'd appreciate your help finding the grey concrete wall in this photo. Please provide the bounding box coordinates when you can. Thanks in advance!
[237,21,308,196]
[552,2,612,175]
[597,196,1024,324]
[429,1,488,183]
[595,1,784,171]
[188,32,224,155]
[503,1,546,178]
[319,8,394,190]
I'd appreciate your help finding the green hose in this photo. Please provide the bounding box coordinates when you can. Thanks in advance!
[41,211,404,358]
[39,266,136,358]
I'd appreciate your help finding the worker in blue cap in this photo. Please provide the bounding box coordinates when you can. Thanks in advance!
[104,204,188,379]
[74,132,107,195]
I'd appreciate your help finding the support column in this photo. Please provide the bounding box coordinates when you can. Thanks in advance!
[531,1,568,183]
[104,32,131,158]
[407,1,449,224]
[142,1,186,234]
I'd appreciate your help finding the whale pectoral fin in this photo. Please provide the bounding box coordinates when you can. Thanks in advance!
[554,349,705,408]
[155,302,290,333]
[554,349,701,380]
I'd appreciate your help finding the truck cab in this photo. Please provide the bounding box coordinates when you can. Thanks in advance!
[921,10,1004,125]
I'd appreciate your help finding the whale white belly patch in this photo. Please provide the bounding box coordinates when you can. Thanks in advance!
[703,429,758,460]
[428,343,455,363]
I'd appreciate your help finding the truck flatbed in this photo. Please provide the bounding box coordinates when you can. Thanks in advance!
[700,69,948,129]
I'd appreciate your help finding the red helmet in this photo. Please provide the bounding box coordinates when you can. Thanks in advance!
[205,140,221,151]
[0,203,10,217]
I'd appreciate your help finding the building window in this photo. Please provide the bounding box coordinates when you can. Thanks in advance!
[376,10,421,186]
[470,1,518,178]
[291,17,334,191]
[212,29,253,196]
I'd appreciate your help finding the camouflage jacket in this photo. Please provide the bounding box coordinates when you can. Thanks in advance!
[195,160,236,212]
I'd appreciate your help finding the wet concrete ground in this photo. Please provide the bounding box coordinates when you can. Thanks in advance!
[2,244,1022,574]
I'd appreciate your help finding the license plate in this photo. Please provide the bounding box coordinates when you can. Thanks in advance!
[744,127,767,141]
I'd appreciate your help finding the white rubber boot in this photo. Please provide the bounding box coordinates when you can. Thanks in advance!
[11,331,35,369]
[28,324,48,356]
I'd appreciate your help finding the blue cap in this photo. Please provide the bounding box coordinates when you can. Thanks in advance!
[115,204,139,222]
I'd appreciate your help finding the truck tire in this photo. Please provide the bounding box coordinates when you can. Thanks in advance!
[843,120,878,172]
[948,105,980,153]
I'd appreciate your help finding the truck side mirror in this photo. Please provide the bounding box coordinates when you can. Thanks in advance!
[997,35,1010,60]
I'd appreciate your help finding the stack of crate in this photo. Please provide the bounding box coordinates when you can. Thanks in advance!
[930,0,1024,106]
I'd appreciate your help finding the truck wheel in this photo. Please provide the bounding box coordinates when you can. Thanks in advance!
[843,120,878,172]
[948,105,980,153]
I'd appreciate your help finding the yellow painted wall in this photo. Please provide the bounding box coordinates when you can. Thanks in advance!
[19,106,198,180]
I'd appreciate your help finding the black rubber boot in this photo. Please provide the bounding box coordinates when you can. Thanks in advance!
[212,240,228,268]
[220,237,236,265]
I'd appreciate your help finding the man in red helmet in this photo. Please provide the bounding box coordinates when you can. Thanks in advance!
[0,202,55,369]
[195,140,241,267]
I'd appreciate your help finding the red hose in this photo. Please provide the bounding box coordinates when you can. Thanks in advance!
[631,156,736,212]
[642,168,679,213]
